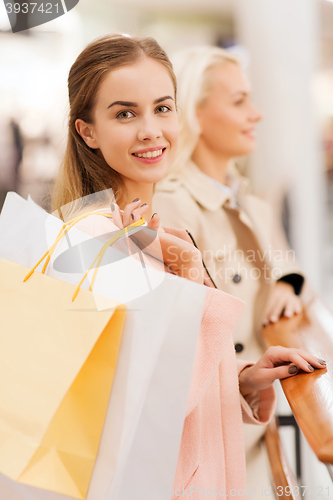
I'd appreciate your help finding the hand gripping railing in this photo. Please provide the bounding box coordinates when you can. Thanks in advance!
[262,294,333,490]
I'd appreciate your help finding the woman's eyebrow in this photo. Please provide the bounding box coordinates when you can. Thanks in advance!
[107,96,173,109]
[107,100,138,109]
[154,95,174,104]
[232,91,249,97]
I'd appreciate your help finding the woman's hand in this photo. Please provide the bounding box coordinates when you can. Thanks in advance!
[110,199,150,228]
[238,345,327,397]
[110,201,205,284]
[262,281,302,326]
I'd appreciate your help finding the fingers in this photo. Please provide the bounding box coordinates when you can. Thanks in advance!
[112,199,150,228]
[110,203,124,229]
[130,203,149,223]
[122,199,145,226]
[263,296,286,325]
[262,284,303,326]
[147,213,160,231]
[270,358,321,382]
[267,364,300,382]
[282,295,302,318]
[262,290,280,326]
[264,345,327,374]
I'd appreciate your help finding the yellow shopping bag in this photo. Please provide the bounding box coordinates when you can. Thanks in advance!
[0,257,125,499]
[0,214,145,499]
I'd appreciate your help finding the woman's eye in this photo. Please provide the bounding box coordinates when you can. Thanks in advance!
[235,99,245,106]
[116,110,135,119]
[156,105,171,113]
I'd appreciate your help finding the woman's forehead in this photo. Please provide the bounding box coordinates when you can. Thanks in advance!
[97,58,175,104]
[205,63,250,95]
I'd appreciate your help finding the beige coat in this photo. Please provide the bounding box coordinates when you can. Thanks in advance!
[153,160,303,493]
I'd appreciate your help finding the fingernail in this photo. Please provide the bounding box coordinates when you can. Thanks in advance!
[308,364,314,372]
[270,316,277,323]
[110,203,115,211]
[288,365,298,374]
[132,198,139,203]
[284,311,292,318]
[140,203,147,207]
[131,213,135,221]
[318,359,326,365]
[151,212,157,219]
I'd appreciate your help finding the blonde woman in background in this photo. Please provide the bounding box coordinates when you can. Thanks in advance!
[153,46,305,495]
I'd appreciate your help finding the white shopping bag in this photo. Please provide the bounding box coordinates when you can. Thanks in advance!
[0,192,166,309]
[0,192,207,500]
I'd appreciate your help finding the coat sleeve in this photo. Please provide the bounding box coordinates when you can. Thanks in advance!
[237,360,277,424]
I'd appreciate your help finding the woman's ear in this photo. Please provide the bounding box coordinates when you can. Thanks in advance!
[75,119,99,149]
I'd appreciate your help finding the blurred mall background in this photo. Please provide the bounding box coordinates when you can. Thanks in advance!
[0,0,333,494]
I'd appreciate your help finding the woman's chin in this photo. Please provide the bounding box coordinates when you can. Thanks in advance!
[234,142,256,157]
[143,165,169,184]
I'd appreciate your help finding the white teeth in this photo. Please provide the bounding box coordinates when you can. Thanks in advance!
[134,149,163,159]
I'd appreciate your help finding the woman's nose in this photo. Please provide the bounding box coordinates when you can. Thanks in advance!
[249,103,263,123]
[137,116,162,142]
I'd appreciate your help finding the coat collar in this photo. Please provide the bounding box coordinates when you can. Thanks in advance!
[157,161,272,270]
[176,160,250,212]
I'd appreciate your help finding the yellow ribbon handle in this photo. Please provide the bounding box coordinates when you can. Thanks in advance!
[24,212,145,301]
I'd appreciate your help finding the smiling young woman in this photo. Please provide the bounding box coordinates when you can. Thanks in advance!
[51,35,179,217]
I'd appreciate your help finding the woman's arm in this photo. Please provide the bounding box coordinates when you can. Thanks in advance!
[239,345,326,397]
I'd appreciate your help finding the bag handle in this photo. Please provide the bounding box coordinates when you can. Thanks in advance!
[24,211,145,301]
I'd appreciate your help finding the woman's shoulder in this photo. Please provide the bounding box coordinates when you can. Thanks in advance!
[154,169,200,210]
[240,191,271,219]
[153,176,203,232]
[154,173,186,195]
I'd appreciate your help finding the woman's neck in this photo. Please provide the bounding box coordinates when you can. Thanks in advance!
[119,179,154,220]
[191,141,230,185]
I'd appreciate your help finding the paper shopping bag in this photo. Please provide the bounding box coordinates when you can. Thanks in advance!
[0,257,126,499]
[0,192,208,500]
[0,192,165,308]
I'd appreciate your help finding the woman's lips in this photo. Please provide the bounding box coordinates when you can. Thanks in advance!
[132,148,166,163]
[242,129,256,139]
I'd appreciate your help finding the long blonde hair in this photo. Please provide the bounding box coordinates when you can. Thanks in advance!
[169,46,239,175]
[52,34,177,214]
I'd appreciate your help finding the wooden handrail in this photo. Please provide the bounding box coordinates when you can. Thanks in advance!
[265,417,299,499]
[262,296,333,465]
